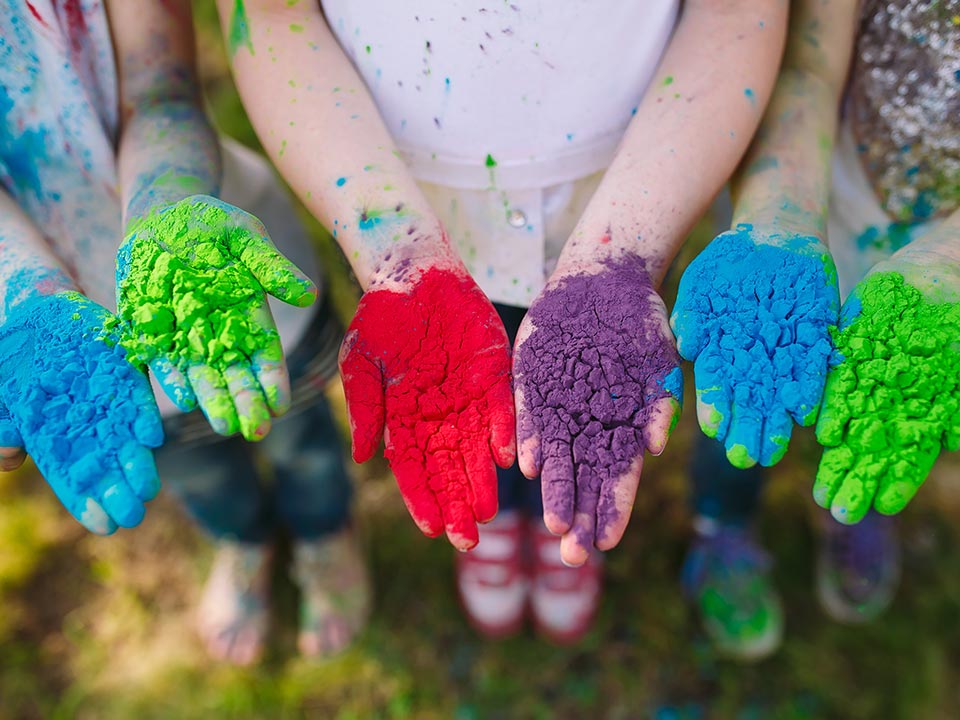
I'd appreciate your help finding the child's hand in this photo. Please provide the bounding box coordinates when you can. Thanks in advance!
[815,251,960,524]
[339,259,515,551]
[117,195,317,441]
[0,293,164,534]
[671,223,839,468]
[514,254,682,567]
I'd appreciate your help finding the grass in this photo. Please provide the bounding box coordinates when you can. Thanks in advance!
[3,3,960,718]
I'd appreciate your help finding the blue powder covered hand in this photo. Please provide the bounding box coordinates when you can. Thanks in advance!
[0,292,164,534]
[116,195,317,442]
[671,224,839,468]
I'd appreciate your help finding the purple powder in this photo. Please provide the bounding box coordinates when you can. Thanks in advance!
[515,254,681,548]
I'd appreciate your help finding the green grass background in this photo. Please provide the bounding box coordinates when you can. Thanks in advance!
[3,3,960,718]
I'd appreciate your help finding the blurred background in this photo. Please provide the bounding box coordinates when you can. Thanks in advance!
[2,3,960,718]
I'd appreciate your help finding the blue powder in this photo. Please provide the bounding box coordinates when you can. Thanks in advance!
[672,225,839,467]
[0,289,163,534]
[336,176,347,187]
[0,84,47,200]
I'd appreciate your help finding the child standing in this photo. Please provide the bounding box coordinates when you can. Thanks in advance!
[673,0,957,656]
[0,0,368,664]
[219,0,787,641]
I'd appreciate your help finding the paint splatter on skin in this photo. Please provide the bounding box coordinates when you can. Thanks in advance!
[672,224,839,468]
[116,195,316,441]
[339,266,515,550]
[744,87,756,104]
[0,290,163,535]
[515,254,682,565]
[815,270,960,524]
[228,0,254,57]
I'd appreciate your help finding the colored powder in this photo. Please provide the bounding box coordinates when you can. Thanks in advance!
[0,84,47,200]
[815,272,960,523]
[228,0,254,57]
[672,225,838,468]
[0,290,163,533]
[116,197,315,433]
[514,255,682,551]
[339,267,514,549]
[485,153,497,168]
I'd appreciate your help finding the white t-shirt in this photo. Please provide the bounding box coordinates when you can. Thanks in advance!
[321,1,680,305]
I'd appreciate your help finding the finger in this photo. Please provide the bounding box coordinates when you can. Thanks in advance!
[149,357,197,412]
[814,445,855,509]
[515,387,542,479]
[540,436,575,535]
[99,474,147,528]
[815,371,851,447]
[118,441,161,502]
[596,455,643,552]
[642,395,681,456]
[247,302,291,416]
[487,383,517,469]
[759,409,793,467]
[390,449,444,539]
[228,229,317,307]
[829,454,882,525]
[224,364,272,441]
[694,352,731,441]
[464,443,498,524]
[874,445,938,515]
[724,401,763,469]
[560,459,602,567]
[130,375,164,447]
[187,365,240,437]
[670,290,708,360]
[0,448,26,472]
[339,330,385,463]
[75,497,117,536]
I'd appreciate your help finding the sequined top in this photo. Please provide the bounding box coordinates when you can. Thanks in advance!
[848,0,959,224]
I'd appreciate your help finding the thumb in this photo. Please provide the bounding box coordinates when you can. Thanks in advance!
[228,226,318,307]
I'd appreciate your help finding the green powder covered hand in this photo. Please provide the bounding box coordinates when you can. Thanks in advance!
[815,261,960,524]
[116,195,317,441]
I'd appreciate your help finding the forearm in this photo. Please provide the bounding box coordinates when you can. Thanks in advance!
[731,0,859,239]
[561,0,789,285]
[109,0,220,230]
[0,190,76,323]
[217,0,448,289]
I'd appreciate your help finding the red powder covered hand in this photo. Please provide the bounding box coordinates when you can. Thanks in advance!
[339,266,516,549]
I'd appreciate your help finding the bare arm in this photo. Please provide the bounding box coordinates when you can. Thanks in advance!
[0,189,76,324]
[559,0,791,285]
[108,0,220,227]
[215,0,452,290]
[730,0,860,238]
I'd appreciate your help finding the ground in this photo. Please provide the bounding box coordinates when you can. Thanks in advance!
[2,4,960,719]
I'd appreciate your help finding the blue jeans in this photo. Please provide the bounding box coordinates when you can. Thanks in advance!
[494,303,544,518]
[689,426,765,525]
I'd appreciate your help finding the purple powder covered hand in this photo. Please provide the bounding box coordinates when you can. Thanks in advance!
[514,254,683,566]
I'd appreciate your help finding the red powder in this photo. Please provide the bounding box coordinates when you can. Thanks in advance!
[54,0,87,53]
[339,267,515,549]
[25,1,49,27]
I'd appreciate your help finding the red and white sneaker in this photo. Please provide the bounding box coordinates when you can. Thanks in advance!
[529,522,603,645]
[456,511,528,638]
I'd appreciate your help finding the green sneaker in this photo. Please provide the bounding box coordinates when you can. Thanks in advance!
[682,518,783,661]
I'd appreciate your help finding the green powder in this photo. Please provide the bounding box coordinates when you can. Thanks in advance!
[228,0,254,57]
[118,199,314,436]
[815,272,960,522]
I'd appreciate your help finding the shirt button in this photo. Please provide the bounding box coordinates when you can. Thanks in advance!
[507,209,527,228]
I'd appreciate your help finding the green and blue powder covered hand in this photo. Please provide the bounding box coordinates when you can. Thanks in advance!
[815,257,960,524]
[116,195,317,441]
[0,291,163,534]
[671,224,839,468]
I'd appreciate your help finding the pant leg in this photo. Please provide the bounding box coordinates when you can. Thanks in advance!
[689,432,765,525]
[155,430,272,543]
[258,396,352,541]
[492,302,545,517]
